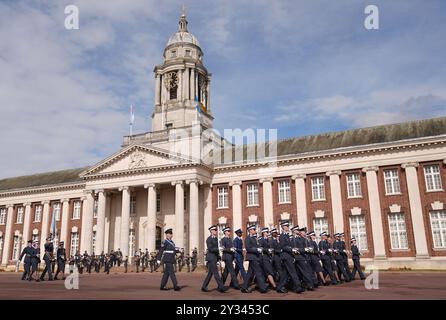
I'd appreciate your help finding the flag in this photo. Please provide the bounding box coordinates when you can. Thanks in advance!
[129,105,135,125]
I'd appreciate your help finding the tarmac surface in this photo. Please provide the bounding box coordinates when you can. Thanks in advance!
[0,270,445,300]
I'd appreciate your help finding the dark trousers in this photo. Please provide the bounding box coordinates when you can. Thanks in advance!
[335,258,350,281]
[321,256,337,283]
[278,256,302,291]
[55,260,65,279]
[160,262,178,288]
[202,260,224,290]
[22,262,31,280]
[351,258,366,279]
[222,259,239,288]
[234,254,247,281]
[272,255,285,283]
[242,260,267,291]
[40,259,53,280]
[343,255,353,279]
[294,258,315,288]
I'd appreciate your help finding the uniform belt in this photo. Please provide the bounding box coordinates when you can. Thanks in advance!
[164,250,174,254]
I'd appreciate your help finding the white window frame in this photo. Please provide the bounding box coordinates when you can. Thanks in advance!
[346,173,362,198]
[388,213,409,250]
[70,232,79,255]
[384,169,401,195]
[32,233,39,243]
[12,235,21,260]
[93,199,98,219]
[72,201,81,220]
[53,203,61,221]
[278,180,291,204]
[311,176,326,201]
[429,210,446,249]
[0,208,6,225]
[349,215,368,251]
[217,186,229,209]
[313,217,328,242]
[247,183,259,206]
[424,164,443,192]
[34,205,42,222]
[16,207,24,224]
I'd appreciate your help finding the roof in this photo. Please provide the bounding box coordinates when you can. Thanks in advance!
[0,167,88,192]
[222,116,446,161]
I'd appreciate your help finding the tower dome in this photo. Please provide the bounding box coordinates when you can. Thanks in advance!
[166,11,200,47]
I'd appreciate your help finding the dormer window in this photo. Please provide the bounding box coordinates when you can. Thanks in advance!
[170,50,177,58]
[165,123,173,129]
[185,49,191,57]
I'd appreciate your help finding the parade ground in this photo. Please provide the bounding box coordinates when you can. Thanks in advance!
[0,271,445,300]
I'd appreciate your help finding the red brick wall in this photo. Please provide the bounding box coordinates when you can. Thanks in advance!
[212,184,233,231]
[272,177,296,226]
[242,180,264,229]
[377,166,416,258]
[418,161,446,257]
[306,174,333,233]
[340,170,375,258]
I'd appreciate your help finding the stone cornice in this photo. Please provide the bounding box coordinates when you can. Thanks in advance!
[326,170,341,176]
[186,179,203,185]
[0,182,85,199]
[362,166,379,173]
[401,162,419,169]
[214,134,446,172]
[291,174,307,180]
[171,180,184,186]
[259,177,273,183]
[228,181,242,186]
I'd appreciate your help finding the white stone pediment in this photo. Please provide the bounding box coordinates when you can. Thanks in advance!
[82,145,193,177]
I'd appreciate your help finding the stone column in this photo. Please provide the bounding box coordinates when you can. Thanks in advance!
[60,199,70,247]
[80,191,94,254]
[155,74,161,105]
[190,69,195,100]
[206,78,211,113]
[327,171,344,233]
[40,201,50,254]
[144,183,157,252]
[188,179,201,253]
[21,203,32,251]
[184,68,190,100]
[292,174,308,227]
[203,184,213,263]
[230,181,243,230]
[119,187,131,257]
[178,69,183,101]
[172,180,185,248]
[260,178,274,228]
[1,204,14,265]
[362,166,387,259]
[95,190,107,254]
[402,162,430,258]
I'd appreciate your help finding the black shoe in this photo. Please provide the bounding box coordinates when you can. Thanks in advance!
[174,286,181,291]
[217,286,228,293]
[277,288,288,293]
[240,288,251,293]
[360,278,366,280]
[232,286,240,290]
[160,287,169,291]
[54,277,59,281]
[39,278,45,282]
[306,286,314,291]
[259,288,269,294]
[201,288,210,292]
[295,287,305,294]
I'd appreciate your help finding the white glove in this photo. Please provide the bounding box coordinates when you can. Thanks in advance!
[292,248,298,254]
[257,248,262,253]
[230,248,236,253]
[156,260,161,264]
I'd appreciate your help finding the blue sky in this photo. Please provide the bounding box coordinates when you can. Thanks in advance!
[0,0,445,178]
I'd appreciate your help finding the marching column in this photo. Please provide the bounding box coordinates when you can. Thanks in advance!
[260,178,274,227]
[188,179,201,253]
[327,171,344,233]
[362,166,387,259]
[402,162,430,258]
[1,205,14,265]
[60,199,70,247]
[145,183,157,252]
[119,187,131,258]
[172,181,185,248]
[21,203,32,251]
[230,181,242,231]
[95,190,107,254]
[292,174,308,227]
